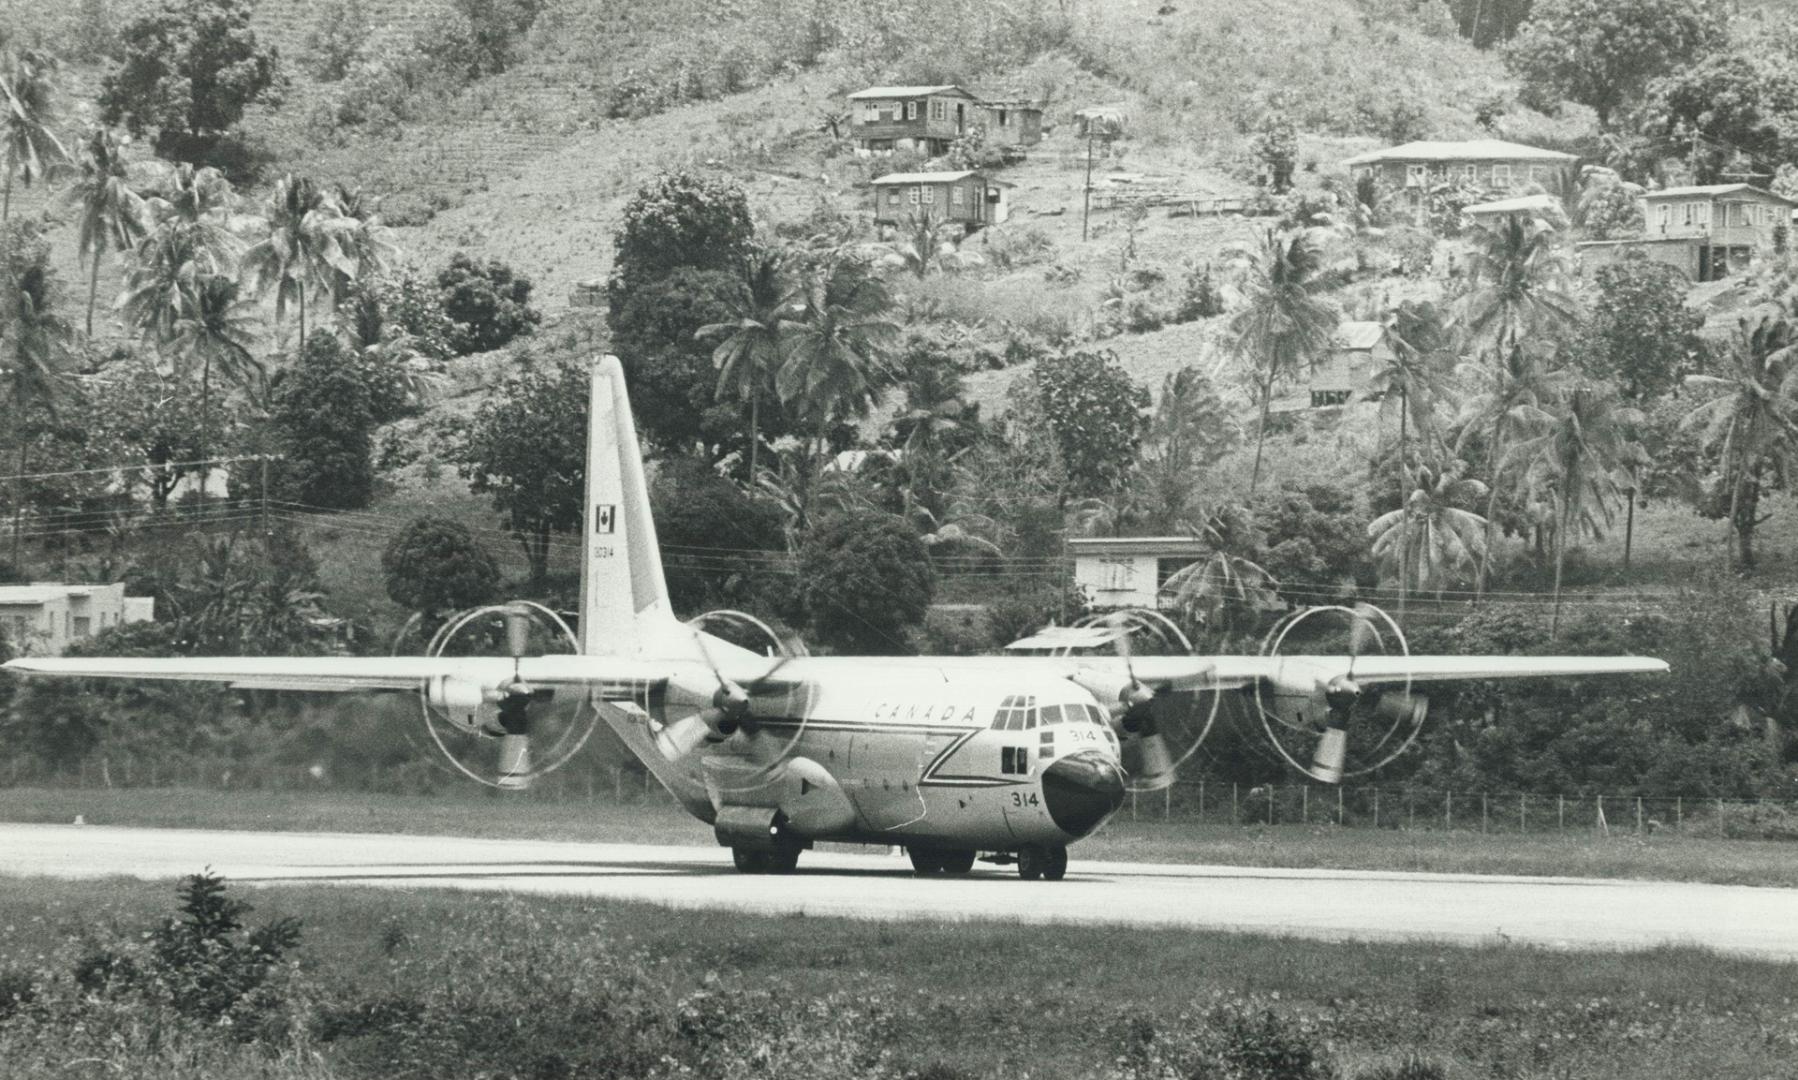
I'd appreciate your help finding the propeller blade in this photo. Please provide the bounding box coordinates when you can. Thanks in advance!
[497,733,532,789]
[495,683,533,789]
[1312,674,1359,784]
[505,607,532,657]
[1310,725,1347,784]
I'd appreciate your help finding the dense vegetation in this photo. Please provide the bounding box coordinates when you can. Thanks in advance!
[0,0,1796,806]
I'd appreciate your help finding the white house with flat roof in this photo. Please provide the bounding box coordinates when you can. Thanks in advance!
[1068,536,1212,611]
[0,582,154,655]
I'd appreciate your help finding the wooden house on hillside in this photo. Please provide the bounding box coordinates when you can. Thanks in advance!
[870,170,1013,231]
[1343,139,1580,225]
[1269,321,1394,415]
[1578,184,1797,282]
[972,96,1043,147]
[848,85,977,156]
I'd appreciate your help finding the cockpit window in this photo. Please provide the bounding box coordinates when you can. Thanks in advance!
[992,695,1037,730]
[1039,704,1065,726]
[1085,703,1110,725]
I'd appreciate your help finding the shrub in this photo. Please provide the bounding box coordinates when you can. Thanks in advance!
[435,253,542,356]
[418,0,548,80]
[381,516,501,617]
[799,512,935,655]
[303,0,368,81]
[70,873,303,1031]
[271,333,377,510]
[0,967,35,1020]
[1030,348,1150,496]
[1173,261,1225,321]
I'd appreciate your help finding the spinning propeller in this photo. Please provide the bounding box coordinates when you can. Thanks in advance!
[406,602,599,790]
[1073,609,1222,793]
[1253,603,1428,784]
[653,611,817,793]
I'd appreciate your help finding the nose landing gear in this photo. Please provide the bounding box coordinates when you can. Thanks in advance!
[1016,844,1068,881]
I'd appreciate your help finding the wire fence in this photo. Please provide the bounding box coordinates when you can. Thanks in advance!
[8,756,1797,840]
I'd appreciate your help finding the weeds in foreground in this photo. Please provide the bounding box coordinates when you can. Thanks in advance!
[2,876,1795,1079]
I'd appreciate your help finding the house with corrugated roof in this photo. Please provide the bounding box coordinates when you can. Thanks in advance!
[848,85,978,156]
[1269,321,1394,415]
[1578,183,1797,282]
[1463,192,1567,232]
[1343,139,1580,225]
[870,169,1013,230]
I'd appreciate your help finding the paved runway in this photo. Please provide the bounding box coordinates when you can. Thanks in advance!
[4,823,1796,958]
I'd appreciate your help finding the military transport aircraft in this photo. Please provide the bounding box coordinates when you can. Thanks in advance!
[5,357,1668,880]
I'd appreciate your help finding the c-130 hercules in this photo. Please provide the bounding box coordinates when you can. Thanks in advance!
[6,357,1667,879]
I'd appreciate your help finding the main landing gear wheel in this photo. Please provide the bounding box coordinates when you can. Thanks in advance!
[1017,845,1069,881]
[731,845,801,875]
[909,848,976,875]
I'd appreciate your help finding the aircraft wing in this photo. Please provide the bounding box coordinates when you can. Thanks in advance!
[1197,653,1670,689]
[902,653,1669,691]
[2,654,676,697]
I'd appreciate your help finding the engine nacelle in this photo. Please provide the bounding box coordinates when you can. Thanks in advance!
[1067,668,1151,719]
[427,676,502,736]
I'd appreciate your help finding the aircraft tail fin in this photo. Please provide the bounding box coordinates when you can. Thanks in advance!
[577,355,684,657]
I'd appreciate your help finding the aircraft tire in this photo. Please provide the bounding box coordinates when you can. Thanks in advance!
[1017,846,1045,881]
[939,850,976,875]
[767,847,801,875]
[1042,845,1069,881]
[732,847,770,874]
[908,849,945,875]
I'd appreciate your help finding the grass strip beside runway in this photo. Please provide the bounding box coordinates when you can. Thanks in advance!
[5,784,1798,887]
[0,875,1794,1080]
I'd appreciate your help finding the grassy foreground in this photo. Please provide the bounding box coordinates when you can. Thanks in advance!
[0,875,1795,1080]
[7,785,1798,888]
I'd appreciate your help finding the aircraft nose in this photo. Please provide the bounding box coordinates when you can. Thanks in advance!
[1041,752,1126,837]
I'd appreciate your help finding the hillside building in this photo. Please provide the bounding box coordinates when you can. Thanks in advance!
[1578,184,1796,282]
[870,170,1012,230]
[1463,192,1567,232]
[0,582,154,656]
[848,85,978,156]
[1067,537,1211,611]
[972,97,1043,147]
[1343,139,1580,225]
[1269,321,1394,414]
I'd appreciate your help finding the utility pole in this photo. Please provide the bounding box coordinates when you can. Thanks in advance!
[1082,130,1095,242]
[259,455,270,535]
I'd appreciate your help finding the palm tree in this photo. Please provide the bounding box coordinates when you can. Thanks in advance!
[696,247,798,478]
[331,184,397,299]
[2,250,73,564]
[1158,508,1280,639]
[1228,229,1339,492]
[779,256,899,463]
[890,363,981,525]
[141,163,241,273]
[0,50,68,223]
[1368,301,1459,615]
[888,211,951,278]
[1681,305,1798,571]
[1459,213,1580,355]
[1511,385,1643,633]
[168,273,262,474]
[241,174,350,349]
[1455,339,1565,595]
[122,164,242,346]
[65,129,147,336]
[1367,463,1488,601]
